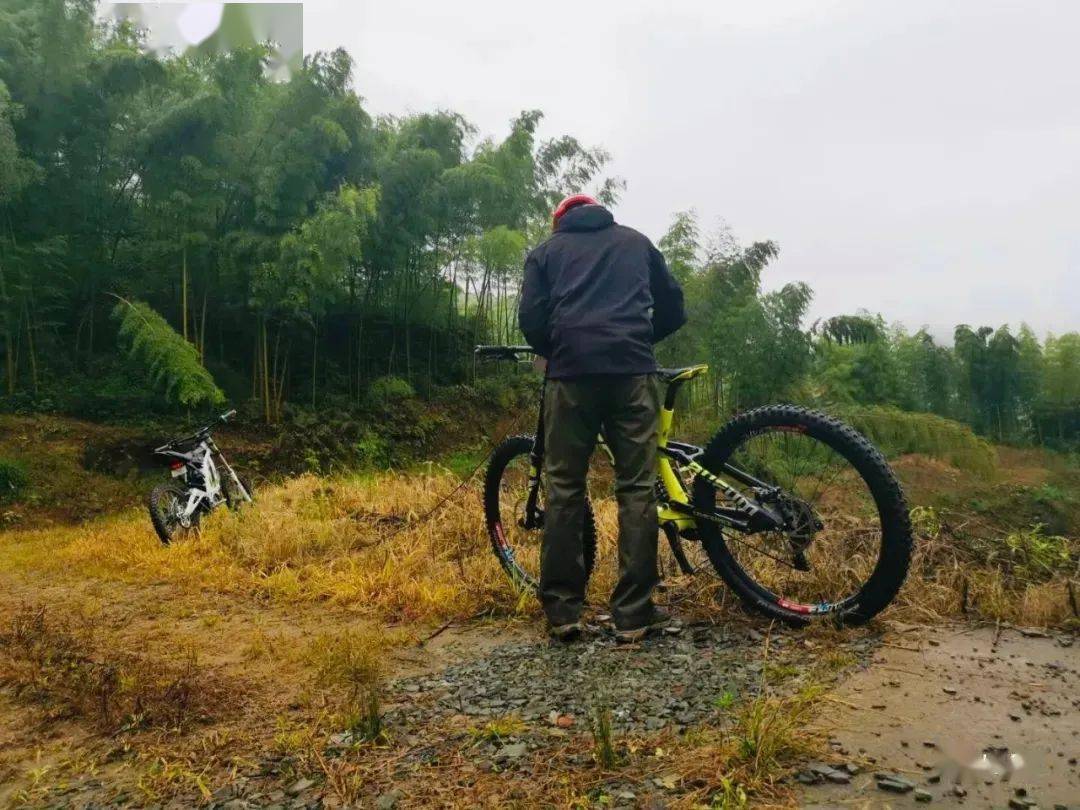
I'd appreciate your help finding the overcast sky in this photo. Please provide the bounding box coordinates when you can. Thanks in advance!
[302,0,1080,341]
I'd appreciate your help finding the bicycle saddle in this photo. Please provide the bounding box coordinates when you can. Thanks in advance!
[657,365,709,383]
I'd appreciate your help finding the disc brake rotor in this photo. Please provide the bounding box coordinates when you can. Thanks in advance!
[173,498,192,529]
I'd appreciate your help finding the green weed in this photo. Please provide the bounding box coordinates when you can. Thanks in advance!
[469,714,526,744]
[0,457,29,500]
[713,690,737,711]
[710,775,749,809]
[1002,524,1072,580]
[590,702,622,769]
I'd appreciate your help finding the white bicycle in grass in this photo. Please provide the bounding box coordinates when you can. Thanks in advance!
[148,410,253,544]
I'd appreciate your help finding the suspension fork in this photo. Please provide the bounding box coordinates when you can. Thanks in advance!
[209,439,251,503]
[520,376,547,527]
[217,450,251,502]
[181,489,204,524]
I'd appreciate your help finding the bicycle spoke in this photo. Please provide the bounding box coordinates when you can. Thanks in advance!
[725,531,800,570]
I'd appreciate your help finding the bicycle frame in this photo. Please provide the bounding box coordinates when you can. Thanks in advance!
[155,443,222,523]
[155,437,251,525]
[655,388,787,535]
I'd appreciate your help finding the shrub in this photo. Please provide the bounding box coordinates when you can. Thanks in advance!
[0,458,28,500]
[365,376,415,411]
[0,362,163,421]
[470,373,537,411]
[273,407,415,473]
[838,405,997,477]
[998,524,1073,582]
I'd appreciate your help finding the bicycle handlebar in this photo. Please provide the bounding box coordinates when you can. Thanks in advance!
[156,410,236,453]
[474,345,537,361]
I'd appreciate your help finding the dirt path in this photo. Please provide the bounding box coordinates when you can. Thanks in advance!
[3,580,1077,808]
[802,622,1079,809]
[175,618,881,808]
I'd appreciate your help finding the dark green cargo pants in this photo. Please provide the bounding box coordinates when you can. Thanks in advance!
[540,374,661,628]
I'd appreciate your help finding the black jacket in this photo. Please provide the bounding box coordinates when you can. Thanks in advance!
[518,204,686,379]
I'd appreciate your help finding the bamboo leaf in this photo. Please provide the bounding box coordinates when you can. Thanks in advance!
[110,299,224,409]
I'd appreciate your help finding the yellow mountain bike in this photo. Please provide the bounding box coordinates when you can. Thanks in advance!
[476,345,913,626]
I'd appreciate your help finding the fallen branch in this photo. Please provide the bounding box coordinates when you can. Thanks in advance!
[417,618,456,647]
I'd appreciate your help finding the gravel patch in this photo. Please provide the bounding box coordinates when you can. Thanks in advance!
[383,624,877,735]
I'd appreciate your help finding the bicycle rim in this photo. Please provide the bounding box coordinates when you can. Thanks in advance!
[704,425,888,616]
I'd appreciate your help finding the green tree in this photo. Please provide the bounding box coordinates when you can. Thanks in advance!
[658,210,701,285]
[1016,323,1043,432]
[894,329,958,417]
[954,324,994,433]
[985,326,1022,440]
[1038,333,1080,443]
[700,240,811,411]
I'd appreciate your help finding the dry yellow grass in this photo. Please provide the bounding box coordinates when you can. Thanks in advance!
[0,605,227,733]
[888,532,1078,628]
[1,447,1076,805]
[1,458,1073,633]
[0,465,733,636]
[0,472,518,624]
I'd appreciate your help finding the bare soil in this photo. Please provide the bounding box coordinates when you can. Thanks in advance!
[802,622,1079,809]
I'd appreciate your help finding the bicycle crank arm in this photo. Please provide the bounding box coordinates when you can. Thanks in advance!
[791,550,811,571]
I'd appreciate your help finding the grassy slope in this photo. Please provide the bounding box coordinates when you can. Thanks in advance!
[0,414,1077,805]
[0,415,150,527]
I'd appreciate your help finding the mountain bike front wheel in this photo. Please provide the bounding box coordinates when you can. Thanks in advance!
[148,483,201,546]
[224,474,255,510]
[483,435,597,592]
[693,405,913,626]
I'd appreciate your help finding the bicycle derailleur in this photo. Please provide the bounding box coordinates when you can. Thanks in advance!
[753,488,824,571]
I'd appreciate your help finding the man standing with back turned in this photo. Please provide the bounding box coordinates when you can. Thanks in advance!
[518,194,687,643]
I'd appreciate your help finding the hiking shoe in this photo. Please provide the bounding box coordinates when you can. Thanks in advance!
[549,621,584,642]
[614,609,681,644]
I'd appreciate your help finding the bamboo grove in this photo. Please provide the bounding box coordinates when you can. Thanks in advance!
[1,1,1079,450]
[0,0,621,420]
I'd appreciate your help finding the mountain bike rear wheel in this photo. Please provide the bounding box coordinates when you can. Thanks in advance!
[484,435,597,592]
[693,405,912,626]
